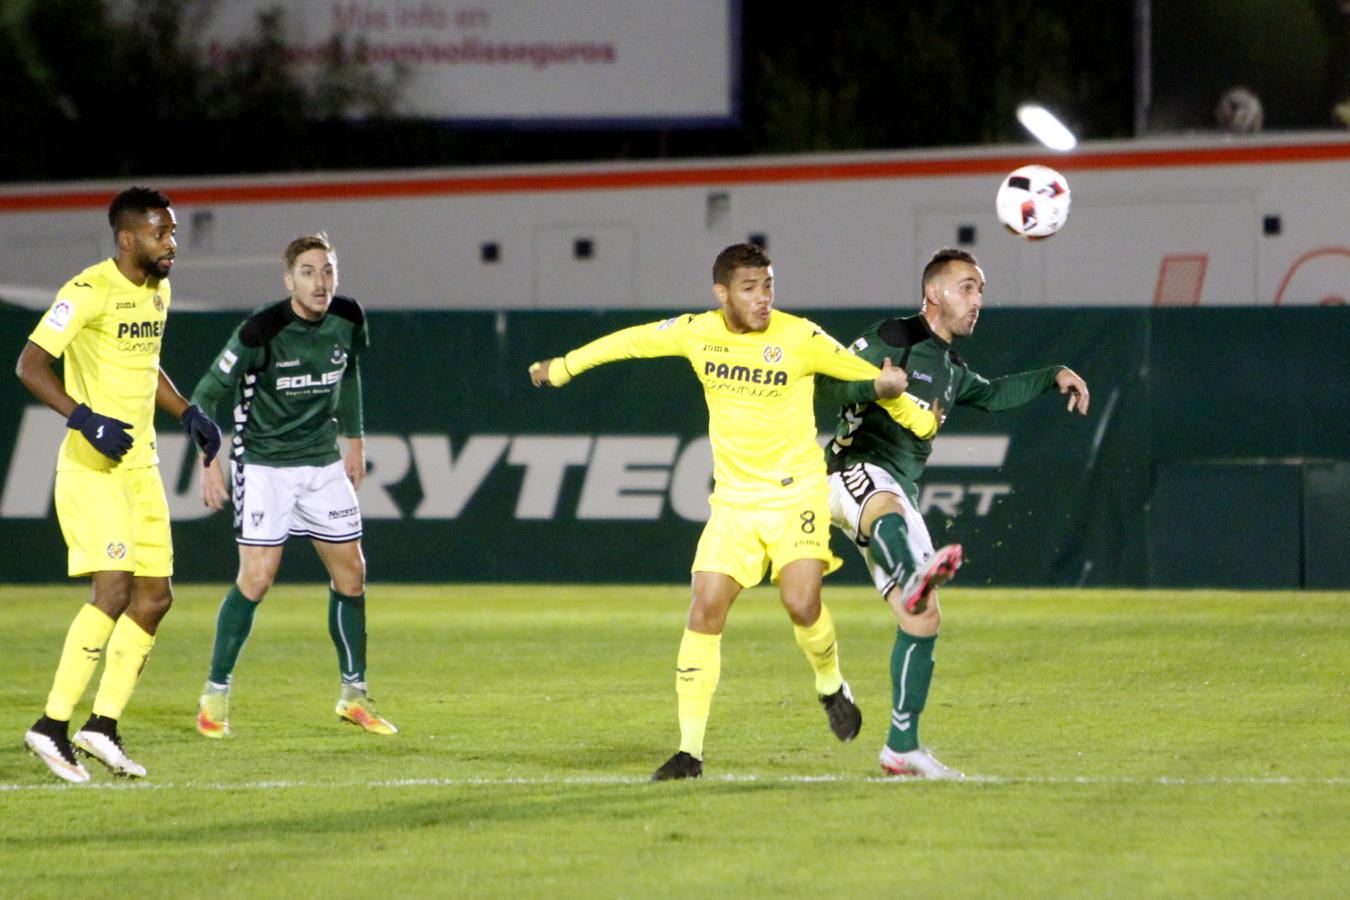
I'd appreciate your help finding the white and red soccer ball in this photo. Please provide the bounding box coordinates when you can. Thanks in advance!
[996,164,1071,239]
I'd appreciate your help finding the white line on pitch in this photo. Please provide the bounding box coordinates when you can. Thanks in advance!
[1,773,1347,792]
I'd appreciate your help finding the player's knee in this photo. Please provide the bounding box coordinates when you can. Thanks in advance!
[332,573,365,596]
[780,590,821,627]
[91,580,133,618]
[902,600,941,636]
[686,596,728,634]
[237,573,274,602]
[130,584,173,624]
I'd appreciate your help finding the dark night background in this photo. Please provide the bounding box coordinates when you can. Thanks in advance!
[0,0,1347,181]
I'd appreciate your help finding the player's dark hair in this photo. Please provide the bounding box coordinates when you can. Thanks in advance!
[107,187,172,233]
[713,243,772,286]
[284,232,336,269]
[921,247,979,288]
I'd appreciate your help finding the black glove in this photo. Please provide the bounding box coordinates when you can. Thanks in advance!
[181,403,222,466]
[67,403,134,461]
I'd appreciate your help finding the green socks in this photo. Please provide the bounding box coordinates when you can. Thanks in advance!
[209,586,368,686]
[871,512,916,590]
[328,588,367,685]
[208,585,260,685]
[887,628,937,753]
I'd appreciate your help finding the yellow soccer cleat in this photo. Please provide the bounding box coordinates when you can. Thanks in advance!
[335,686,398,735]
[196,684,231,739]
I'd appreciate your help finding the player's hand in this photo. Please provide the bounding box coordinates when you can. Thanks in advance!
[181,403,223,465]
[200,456,229,511]
[1056,368,1090,415]
[67,403,134,461]
[529,357,571,388]
[873,357,910,399]
[344,436,366,491]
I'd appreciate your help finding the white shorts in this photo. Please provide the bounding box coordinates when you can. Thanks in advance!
[233,460,362,546]
[828,461,934,598]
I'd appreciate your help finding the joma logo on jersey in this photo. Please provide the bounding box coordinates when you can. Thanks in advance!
[116,321,163,339]
[703,362,788,385]
[277,371,341,390]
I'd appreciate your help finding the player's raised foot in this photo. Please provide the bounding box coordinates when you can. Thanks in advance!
[819,680,862,742]
[196,683,232,739]
[651,751,703,781]
[23,718,90,784]
[73,716,146,779]
[899,544,964,615]
[335,685,397,735]
[879,745,965,780]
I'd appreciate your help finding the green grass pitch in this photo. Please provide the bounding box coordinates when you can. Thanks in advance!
[1,584,1346,898]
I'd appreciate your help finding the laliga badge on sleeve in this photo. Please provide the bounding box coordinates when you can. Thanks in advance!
[46,299,74,332]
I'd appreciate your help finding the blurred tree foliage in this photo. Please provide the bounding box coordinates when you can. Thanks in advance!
[0,0,1134,181]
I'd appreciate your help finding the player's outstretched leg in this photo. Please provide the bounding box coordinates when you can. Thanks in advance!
[197,682,232,738]
[73,714,146,779]
[24,716,90,784]
[651,751,704,781]
[335,684,397,735]
[898,544,963,615]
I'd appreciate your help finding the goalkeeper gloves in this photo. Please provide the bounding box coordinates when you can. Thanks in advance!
[67,403,134,461]
[181,404,223,465]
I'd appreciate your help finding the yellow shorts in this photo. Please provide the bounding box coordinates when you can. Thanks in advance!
[54,466,173,578]
[691,494,842,589]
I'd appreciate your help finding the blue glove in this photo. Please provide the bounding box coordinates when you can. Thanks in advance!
[181,403,222,465]
[67,403,134,461]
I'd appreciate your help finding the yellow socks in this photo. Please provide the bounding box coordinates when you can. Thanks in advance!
[91,615,156,720]
[44,604,116,721]
[675,629,721,760]
[793,603,844,696]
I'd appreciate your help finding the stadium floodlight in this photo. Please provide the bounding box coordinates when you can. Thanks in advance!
[1017,104,1077,151]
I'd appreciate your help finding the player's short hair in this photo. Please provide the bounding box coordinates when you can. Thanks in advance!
[283,233,336,269]
[107,187,172,233]
[713,242,772,286]
[921,247,979,288]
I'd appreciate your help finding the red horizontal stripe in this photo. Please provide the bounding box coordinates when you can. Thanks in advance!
[3,141,1349,212]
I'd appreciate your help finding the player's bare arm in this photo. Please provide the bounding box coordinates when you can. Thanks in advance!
[15,341,78,417]
[17,340,137,460]
[1056,368,1090,415]
[873,357,909,399]
[200,456,229,511]
[155,367,190,418]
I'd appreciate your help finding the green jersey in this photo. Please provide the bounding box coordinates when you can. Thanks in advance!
[191,296,368,468]
[818,315,1062,501]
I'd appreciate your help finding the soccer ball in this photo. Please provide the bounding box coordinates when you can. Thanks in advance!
[996,165,1071,239]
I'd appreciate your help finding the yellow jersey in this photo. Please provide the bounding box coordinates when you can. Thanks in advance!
[28,259,171,472]
[556,309,936,508]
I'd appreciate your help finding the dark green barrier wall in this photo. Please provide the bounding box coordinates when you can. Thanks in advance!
[0,307,1346,587]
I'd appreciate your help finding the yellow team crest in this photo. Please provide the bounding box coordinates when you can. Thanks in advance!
[762,345,783,364]
[153,293,164,312]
